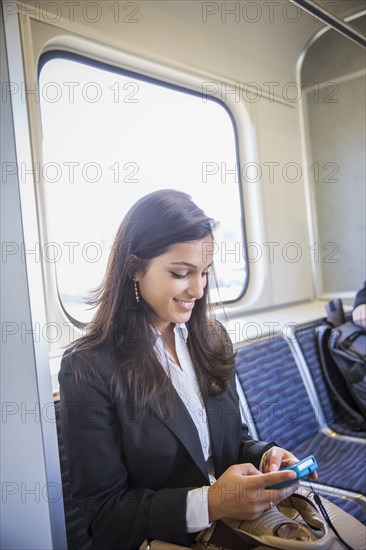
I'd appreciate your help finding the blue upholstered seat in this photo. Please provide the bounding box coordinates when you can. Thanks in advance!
[235,336,366,524]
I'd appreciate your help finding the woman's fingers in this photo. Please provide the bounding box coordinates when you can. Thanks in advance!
[208,463,300,522]
[264,447,298,472]
[232,463,263,476]
[259,468,297,487]
[241,469,300,509]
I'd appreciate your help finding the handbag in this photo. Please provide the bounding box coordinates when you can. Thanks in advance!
[141,491,366,550]
[195,493,333,550]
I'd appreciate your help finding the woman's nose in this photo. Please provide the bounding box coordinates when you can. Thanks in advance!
[187,275,206,299]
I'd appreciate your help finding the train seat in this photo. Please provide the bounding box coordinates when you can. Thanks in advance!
[54,401,92,550]
[235,336,366,524]
[289,320,366,438]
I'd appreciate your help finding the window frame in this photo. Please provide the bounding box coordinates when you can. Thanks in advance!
[38,50,249,327]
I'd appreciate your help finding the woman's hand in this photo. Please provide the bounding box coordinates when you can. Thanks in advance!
[352,303,366,330]
[262,446,318,481]
[207,463,299,522]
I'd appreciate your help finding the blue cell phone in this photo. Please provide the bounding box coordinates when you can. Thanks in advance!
[266,455,318,489]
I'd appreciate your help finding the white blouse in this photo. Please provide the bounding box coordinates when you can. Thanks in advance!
[153,323,214,532]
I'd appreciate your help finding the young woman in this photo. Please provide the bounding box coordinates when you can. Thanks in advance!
[59,189,311,549]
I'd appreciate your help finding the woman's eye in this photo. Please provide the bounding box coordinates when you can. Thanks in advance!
[171,272,188,279]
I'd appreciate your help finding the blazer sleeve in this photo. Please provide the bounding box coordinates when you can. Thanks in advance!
[238,422,275,468]
[59,350,193,550]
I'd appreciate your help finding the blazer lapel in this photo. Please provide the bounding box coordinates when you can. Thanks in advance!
[151,390,230,480]
[205,394,226,474]
[152,389,209,481]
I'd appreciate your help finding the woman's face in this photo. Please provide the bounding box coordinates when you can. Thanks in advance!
[135,236,214,333]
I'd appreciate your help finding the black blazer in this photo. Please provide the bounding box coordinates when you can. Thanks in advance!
[59,344,274,549]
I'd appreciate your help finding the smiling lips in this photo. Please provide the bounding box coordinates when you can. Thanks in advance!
[173,298,195,311]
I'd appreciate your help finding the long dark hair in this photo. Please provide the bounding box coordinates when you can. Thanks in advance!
[70,189,235,417]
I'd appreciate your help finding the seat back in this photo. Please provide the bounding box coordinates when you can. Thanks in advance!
[235,336,319,450]
[294,322,344,427]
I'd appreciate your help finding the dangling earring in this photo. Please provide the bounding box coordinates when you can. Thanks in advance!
[133,278,140,303]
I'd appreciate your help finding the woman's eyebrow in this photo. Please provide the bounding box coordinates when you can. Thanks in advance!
[169,261,213,269]
[169,262,197,268]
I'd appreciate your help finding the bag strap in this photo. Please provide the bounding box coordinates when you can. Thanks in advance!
[312,494,354,550]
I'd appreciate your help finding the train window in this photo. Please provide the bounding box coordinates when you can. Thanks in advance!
[39,55,246,323]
